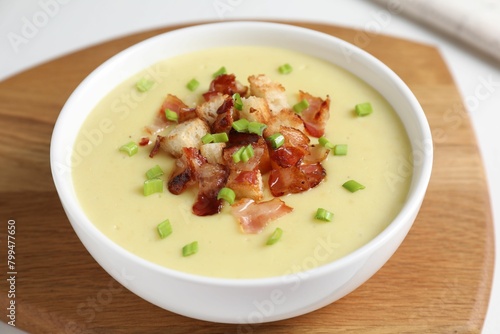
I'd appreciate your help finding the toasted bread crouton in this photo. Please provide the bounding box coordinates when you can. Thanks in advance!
[248,74,289,114]
[226,169,263,201]
[195,93,227,125]
[264,108,305,137]
[161,118,209,158]
[200,143,226,165]
[240,96,271,124]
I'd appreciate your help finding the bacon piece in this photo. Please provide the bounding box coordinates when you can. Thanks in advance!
[167,147,207,195]
[149,135,164,158]
[208,74,248,97]
[268,163,326,197]
[302,145,330,164]
[298,91,330,138]
[231,198,293,234]
[139,137,150,146]
[211,97,236,134]
[192,163,229,216]
[145,94,196,134]
[268,126,310,168]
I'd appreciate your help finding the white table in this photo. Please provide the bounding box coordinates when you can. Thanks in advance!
[1,1,498,332]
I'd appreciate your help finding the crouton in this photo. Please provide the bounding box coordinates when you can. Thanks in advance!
[226,169,263,201]
[240,96,271,124]
[264,108,305,137]
[200,142,226,165]
[161,118,209,158]
[248,74,289,114]
[195,93,227,125]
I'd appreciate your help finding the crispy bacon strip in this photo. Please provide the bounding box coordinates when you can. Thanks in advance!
[145,94,196,134]
[298,91,330,138]
[207,74,248,97]
[211,96,236,134]
[192,163,229,216]
[167,147,206,195]
[268,127,310,168]
[268,163,326,197]
[149,135,164,158]
[231,198,293,234]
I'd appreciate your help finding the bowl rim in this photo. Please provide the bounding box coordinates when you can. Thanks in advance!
[50,20,433,287]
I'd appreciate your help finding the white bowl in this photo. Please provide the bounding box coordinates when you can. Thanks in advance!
[50,21,433,324]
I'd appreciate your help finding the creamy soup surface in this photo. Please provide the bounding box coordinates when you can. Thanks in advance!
[72,46,412,279]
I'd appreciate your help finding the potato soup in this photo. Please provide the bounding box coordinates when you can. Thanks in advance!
[72,46,412,278]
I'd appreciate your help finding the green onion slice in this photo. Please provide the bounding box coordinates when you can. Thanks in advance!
[315,208,334,222]
[318,136,335,150]
[232,93,243,111]
[240,144,254,163]
[278,63,293,74]
[212,132,229,143]
[164,108,178,122]
[342,180,366,192]
[232,146,246,163]
[267,133,285,149]
[201,133,214,144]
[146,165,164,180]
[266,228,283,245]
[135,78,154,92]
[334,144,348,156]
[212,66,227,78]
[293,99,310,114]
[143,178,163,196]
[232,118,250,132]
[248,121,267,136]
[182,241,199,257]
[217,187,236,205]
[355,102,373,116]
[157,219,173,239]
[186,78,199,92]
[119,141,138,157]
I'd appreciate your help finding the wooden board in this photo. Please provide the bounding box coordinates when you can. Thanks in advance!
[0,22,494,333]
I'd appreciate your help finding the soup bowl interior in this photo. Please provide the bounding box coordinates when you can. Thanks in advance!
[50,21,432,324]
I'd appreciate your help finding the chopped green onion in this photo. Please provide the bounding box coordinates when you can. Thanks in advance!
[157,219,173,239]
[212,66,227,78]
[182,241,198,257]
[217,187,236,205]
[232,93,243,111]
[232,146,246,163]
[146,165,164,180]
[278,63,293,74]
[293,99,309,114]
[248,121,267,136]
[212,132,229,143]
[266,228,283,245]
[240,144,254,163]
[119,141,138,157]
[201,133,214,144]
[267,133,285,149]
[315,208,334,222]
[232,118,250,132]
[143,178,163,196]
[342,180,365,192]
[135,78,154,92]
[318,136,335,150]
[355,102,373,116]
[334,144,348,156]
[164,108,178,122]
[186,78,199,91]
[232,144,254,163]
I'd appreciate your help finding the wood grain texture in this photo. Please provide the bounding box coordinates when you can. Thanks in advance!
[0,22,494,334]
